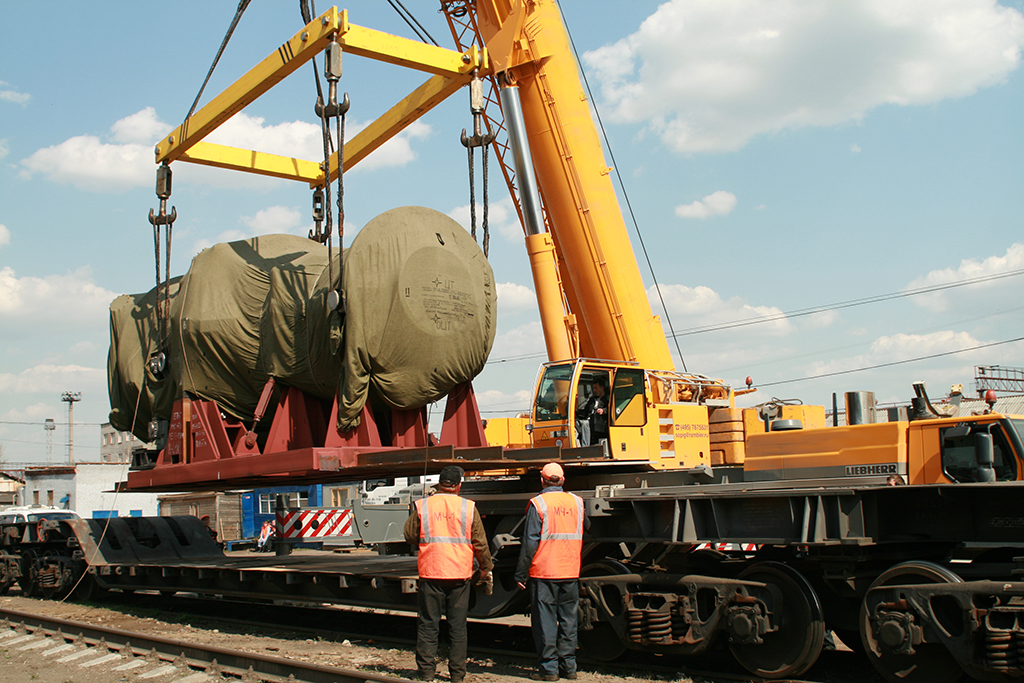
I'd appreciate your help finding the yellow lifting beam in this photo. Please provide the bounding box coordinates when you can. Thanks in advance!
[154,7,487,184]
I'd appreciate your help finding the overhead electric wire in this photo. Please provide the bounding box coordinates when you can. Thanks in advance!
[672,268,1024,338]
[484,274,1023,367]
[715,304,1024,376]
[755,336,1024,388]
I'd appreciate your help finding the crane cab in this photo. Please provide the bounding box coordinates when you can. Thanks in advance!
[527,359,730,470]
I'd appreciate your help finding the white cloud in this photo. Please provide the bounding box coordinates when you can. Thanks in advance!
[449,197,521,242]
[584,0,1024,153]
[0,266,117,328]
[0,224,9,248]
[804,331,986,387]
[475,387,534,416]
[209,113,433,172]
[496,282,536,312]
[2,402,54,422]
[110,106,167,144]
[0,82,30,105]
[19,135,155,193]
[0,138,8,160]
[241,206,306,236]
[803,310,840,329]
[906,243,1024,311]
[490,321,546,358]
[674,190,737,219]
[354,120,433,171]
[187,208,357,256]
[651,283,793,336]
[850,144,862,153]
[20,109,435,193]
[0,364,105,395]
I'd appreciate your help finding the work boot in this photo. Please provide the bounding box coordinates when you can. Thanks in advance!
[529,674,558,681]
[417,671,436,681]
[560,672,578,680]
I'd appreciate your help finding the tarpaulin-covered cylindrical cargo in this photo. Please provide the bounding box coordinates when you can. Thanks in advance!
[337,206,496,430]
[107,234,342,441]
[108,207,496,440]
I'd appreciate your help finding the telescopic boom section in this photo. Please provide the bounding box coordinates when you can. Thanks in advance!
[475,0,675,371]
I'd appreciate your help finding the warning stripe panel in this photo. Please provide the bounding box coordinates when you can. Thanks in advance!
[278,509,354,539]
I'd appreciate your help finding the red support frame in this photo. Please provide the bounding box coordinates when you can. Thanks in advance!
[126,381,498,491]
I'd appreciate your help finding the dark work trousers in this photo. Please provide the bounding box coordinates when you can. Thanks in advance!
[530,579,579,676]
[416,578,472,679]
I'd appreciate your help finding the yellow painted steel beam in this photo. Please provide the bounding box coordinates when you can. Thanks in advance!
[154,6,485,184]
[317,72,472,186]
[340,23,483,77]
[156,8,343,164]
[179,142,323,183]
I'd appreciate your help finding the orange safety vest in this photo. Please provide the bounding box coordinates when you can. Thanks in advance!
[416,493,475,580]
[529,491,585,580]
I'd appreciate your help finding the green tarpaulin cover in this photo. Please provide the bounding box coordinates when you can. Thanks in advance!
[108,206,496,440]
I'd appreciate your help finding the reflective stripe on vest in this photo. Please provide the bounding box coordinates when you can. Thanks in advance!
[529,491,584,580]
[416,494,474,580]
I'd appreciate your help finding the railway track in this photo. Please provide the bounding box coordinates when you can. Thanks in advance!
[0,591,883,683]
[0,605,409,683]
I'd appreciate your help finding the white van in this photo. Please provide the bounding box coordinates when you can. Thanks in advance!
[0,506,82,524]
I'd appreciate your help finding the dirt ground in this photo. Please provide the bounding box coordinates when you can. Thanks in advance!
[0,593,708,683]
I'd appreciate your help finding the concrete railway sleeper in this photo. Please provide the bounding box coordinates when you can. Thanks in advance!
[2,484,1024,682]
[0,607,416,683]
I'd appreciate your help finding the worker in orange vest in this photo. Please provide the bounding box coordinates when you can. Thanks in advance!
[404,466,493,683]
[515,463,588,681]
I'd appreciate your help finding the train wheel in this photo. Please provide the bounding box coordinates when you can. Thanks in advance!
[860,561,966,683]
[73,574,99,602]
[730,562,825,679]
[578,560,630,662]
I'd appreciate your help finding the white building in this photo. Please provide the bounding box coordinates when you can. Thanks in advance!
[100,423,143,464]
[17,425,163,517]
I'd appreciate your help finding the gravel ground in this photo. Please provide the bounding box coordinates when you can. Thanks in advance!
[0,592,710,683]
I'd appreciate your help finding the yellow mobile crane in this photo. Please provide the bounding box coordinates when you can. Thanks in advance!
[111,2,1024,682]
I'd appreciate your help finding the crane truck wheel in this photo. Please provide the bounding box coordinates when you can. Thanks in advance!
[859,561,967,683]
[729,562,825,679]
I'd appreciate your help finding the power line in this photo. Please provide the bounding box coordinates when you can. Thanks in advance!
[755,336,1024,388]
[670,268,1024,338]
[715,304,1024,376]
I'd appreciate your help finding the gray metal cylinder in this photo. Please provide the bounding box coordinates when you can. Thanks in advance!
[498,85,547,236]
[845,391,876,425]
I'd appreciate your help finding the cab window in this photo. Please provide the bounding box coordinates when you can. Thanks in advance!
[941,423,1016,482]
[611,368,646,427]
[534,364,574,421]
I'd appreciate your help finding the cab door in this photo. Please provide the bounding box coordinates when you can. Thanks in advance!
[606,366,648,456]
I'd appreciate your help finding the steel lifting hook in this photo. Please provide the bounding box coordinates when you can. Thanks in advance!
[315,39,351,119]
[461,73,496,149]
[148,163,177,228]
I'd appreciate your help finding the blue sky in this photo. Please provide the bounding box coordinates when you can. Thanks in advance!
[2,0,1023,465]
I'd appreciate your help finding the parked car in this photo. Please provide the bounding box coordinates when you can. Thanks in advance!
[0,505,82,524]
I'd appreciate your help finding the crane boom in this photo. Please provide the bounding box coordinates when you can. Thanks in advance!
[474,0,675,370]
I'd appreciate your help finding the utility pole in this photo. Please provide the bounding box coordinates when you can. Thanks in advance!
[44,418,55,464]
[61,392,81,465]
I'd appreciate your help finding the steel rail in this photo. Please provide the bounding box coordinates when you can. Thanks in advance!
[0,596,855,683]
[0,607,413,683]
